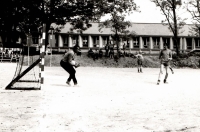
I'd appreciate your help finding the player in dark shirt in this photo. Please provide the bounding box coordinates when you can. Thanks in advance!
[157,45,172,85]
[60,49,80,86]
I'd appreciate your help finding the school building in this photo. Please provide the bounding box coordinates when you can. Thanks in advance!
[52,22,200,53]
[1,22,200,54]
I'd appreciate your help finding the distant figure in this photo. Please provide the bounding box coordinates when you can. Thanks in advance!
[123,43,127,56]
[60,49,80,86]
[105,43,110,57]
[99,48,103,58]
[109,46,114,59]
[73,44,81,56]
[157,44,172,85]
[134,50,144,73]
[88,48,94,58]
[93,49,99,61]
[76,46,82,56]
[118,48,124,58]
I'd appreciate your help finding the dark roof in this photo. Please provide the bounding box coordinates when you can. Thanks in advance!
[57,22,196,37]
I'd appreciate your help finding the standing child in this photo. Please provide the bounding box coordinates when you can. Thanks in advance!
[134,50,144,73]
[109,45,114,59]
[105,43,110,57]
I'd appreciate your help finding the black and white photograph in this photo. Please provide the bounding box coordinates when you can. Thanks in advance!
[1,0,200,131]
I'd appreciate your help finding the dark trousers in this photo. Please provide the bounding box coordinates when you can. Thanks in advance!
[105,50,109,57]
[60,60,77,84]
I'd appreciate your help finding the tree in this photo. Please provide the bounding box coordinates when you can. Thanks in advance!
[151,0,186,56]
[186,0,200,36]
[0,0,108,48]
[98,0,139,50]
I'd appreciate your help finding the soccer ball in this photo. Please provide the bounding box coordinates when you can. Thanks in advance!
[71,60,76,66]
[71,60,80,68]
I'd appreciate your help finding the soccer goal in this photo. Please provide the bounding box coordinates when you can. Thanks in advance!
[5,24,47,90]
[5,42,42,90]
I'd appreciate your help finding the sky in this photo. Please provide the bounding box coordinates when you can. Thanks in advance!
[101,0,193,24]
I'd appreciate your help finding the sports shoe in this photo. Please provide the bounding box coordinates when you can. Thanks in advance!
[163,79,168,84]
[172,71,174,74]
[157,80,160,85]
[66,81,71,86]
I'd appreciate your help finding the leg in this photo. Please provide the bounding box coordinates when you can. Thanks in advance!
[140,65,143,73]
[164,66,169,83]
[157,64,164,85]
[169,65,174,74]
[68,67,77,85]
[140,61,143,73]
[160,64,163,74]
[60,60,73,85]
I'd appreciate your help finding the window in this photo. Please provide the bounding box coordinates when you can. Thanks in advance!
[186,38,192,50]
[122,38,129,49]
[63,35,68,47]
[195,38,200,48]
[173,38,180,49]
[92,36,99,47]
[163,37,170,46]
[143,37,149,49]
[133,37,139,48]
[126,40,130,49]
[153,37,160,49]
[82,36,88,47]
[72,35,78,47]
[102,36,109,47]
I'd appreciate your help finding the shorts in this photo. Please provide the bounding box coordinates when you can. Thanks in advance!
[137,60,143,65]
[162,61,169,67]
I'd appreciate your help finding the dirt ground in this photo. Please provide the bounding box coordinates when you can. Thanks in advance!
[0,63,200,132]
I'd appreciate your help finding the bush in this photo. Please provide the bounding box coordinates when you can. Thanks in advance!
[172,53,188,61]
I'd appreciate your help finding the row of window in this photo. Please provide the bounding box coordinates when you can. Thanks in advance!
[24,35,200,50]
[56,35,200,49]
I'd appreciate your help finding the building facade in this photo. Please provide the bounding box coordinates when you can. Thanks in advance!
[1,23,200,53]
[52,23,200,53]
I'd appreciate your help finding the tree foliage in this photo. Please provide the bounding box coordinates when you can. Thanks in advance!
[0,0,120,47]
[98,0,139,49]
[186,0,200,36]
[151,0,186,55]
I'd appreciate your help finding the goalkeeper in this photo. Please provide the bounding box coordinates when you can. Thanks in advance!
[60,49,80,86]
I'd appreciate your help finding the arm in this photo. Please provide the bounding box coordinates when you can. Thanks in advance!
[133,54,139,59]
[158,51,162,60]
[168,50,172,60]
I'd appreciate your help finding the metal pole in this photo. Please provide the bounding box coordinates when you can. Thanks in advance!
[39,24,46,89]
[28,40,29,66]
[27,34,30,66]
[50,30,53,67]
[28,28,31,66]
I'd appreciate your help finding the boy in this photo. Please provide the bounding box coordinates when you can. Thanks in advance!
[157,44,172,85]
[134,50,144,73]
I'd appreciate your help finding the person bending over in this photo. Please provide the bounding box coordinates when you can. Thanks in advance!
[60,49,80,86]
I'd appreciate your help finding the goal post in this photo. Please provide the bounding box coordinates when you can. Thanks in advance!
[5,24,47,90]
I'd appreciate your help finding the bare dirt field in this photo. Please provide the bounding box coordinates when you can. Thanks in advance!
[0,63,200,132]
